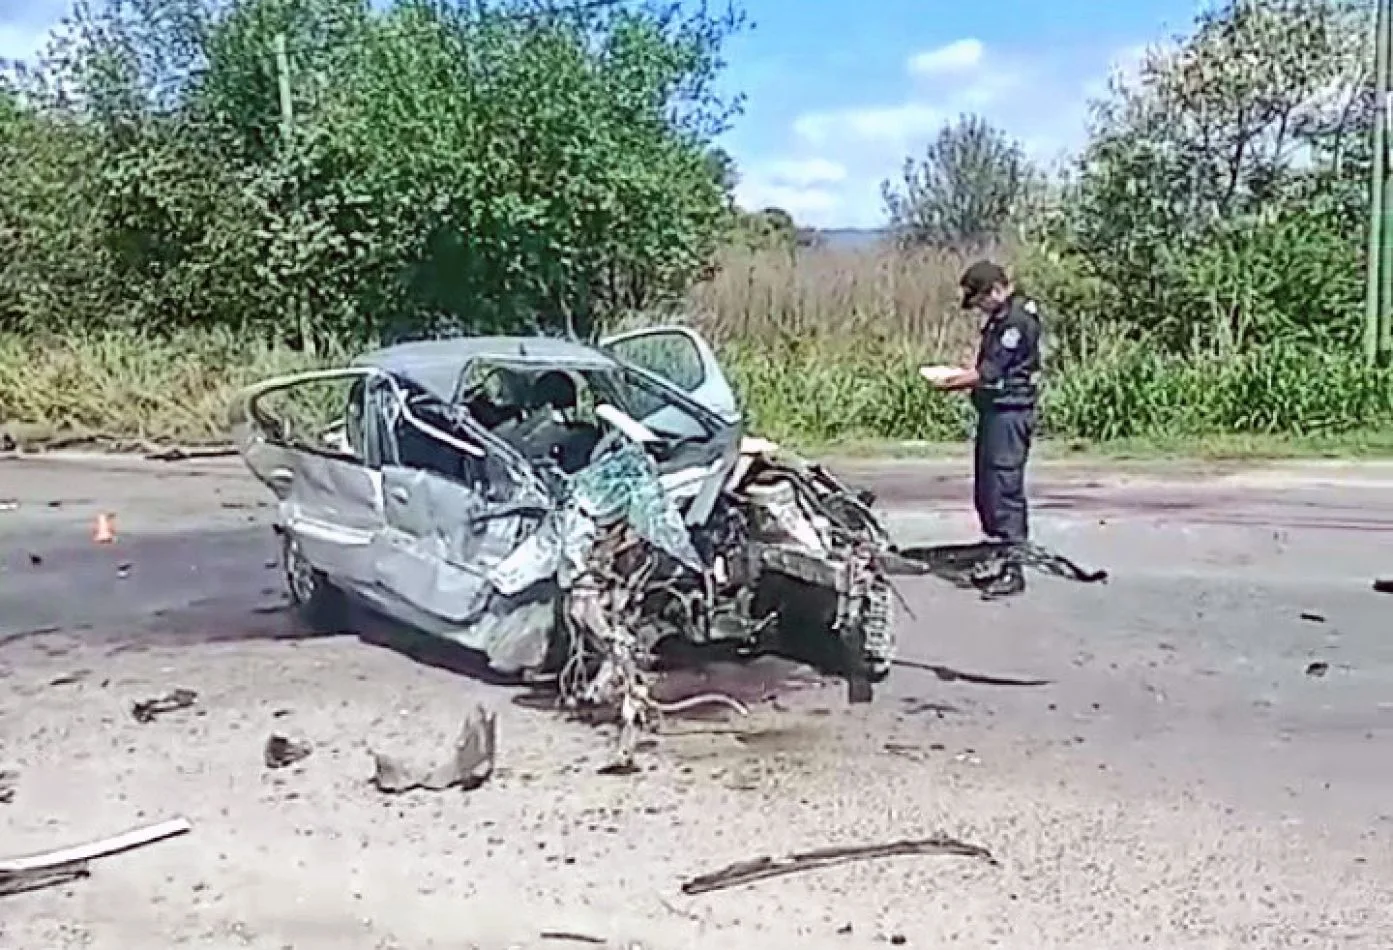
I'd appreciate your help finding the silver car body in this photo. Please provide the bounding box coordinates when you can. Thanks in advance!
[229,327,896,718]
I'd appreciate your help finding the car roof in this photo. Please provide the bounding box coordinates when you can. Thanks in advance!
[353,336,619,403]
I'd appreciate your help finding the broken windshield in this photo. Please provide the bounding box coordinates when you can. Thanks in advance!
[456,362,718,446]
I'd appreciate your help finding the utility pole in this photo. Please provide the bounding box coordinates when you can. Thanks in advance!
[272,32,313,356]
[1380,0,1393,361]
[1365,0,1389,367]
[274,33,294,142]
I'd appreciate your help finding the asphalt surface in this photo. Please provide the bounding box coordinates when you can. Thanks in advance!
[3,453,1393,948]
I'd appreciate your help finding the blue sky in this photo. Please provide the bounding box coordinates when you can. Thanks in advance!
[1,0,1205,228]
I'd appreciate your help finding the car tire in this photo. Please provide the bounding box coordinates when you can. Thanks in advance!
[281,532,349,634]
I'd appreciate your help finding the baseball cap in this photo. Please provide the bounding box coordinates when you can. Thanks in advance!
[959,260,1008,309]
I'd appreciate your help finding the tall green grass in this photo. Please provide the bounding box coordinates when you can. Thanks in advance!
[3,326,1391,451]
[3,246,1392,451]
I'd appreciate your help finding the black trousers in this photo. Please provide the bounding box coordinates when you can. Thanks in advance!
[973,407,1035,544]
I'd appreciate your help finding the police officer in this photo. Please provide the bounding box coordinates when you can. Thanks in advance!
[927,260,1042,599]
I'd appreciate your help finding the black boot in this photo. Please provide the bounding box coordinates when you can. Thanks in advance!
[980,561,1025,600]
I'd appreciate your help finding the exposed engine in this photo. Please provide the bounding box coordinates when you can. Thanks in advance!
[551,441,898,765]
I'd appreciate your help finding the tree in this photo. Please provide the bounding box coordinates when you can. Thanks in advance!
[1050,0,1369,351]
[881,113,1035,250]
[0,0,749,343]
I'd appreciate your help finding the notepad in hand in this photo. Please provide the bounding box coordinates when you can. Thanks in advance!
[918,364,960,385]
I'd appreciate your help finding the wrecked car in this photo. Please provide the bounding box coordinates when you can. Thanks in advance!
[229,328,897,747]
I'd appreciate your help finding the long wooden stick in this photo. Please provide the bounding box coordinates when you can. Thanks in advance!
[0,817,191,876]
[680,834,996,896]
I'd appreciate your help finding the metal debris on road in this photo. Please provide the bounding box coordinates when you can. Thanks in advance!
[540,932,607,945]
[370,705,496,793]
[1374,579,1393,594]
[130,688,198,723]
[263,733,313,769]
[1305,661,1330,678]
[1300,611,1326,623]
[0,817,191,899]
[890,658,1051,687]
[888,540,1108,587]
[680,835,997,895]
[48,670,90,687]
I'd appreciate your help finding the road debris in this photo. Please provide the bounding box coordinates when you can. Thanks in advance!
[540,932,607,945]
[891,658,1051,687]
[145,443,238,462]
[48,669,89,687]
[1300,611,1326,623]
[889,540,1108,586]
[0,817,191,899]
[27,552,42,566]
[0,500,17,512]
[370,705,496,793]
[680,835,996,896]
[1374,579,1393,594]
[263,733,312,769]
[131,688,198,723]
[0,770,16,804]
[1305,661,1330,678]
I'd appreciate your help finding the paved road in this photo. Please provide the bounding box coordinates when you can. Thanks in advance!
[3,453,1393,947]
[4,454,1392,813]
[4,457,1393,791]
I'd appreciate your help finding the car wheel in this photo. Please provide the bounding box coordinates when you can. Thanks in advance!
[281,533,349,633]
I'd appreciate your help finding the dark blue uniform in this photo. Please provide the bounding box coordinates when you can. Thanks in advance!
[971,293,1041,547]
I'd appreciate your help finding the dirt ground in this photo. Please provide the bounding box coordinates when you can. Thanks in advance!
[3,454,1393,949]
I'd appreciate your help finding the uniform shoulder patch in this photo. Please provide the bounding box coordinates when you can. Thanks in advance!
[1000,326,1021,350]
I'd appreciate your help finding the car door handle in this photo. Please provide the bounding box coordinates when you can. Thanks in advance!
[389,486,410,503]
[269,467,294,484]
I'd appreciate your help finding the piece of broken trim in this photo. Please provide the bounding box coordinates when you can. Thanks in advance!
[890,658,1051,687]
[0,817,192,898]
[680,834,996,895]
[131,688,198,722]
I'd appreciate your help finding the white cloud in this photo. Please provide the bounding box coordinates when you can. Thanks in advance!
[734,40,1153,229]
[0,22,50,64]
[794,102,943,148]
[734,180,841,220]
[733,158,852,224]
[762,157,847,188]
[0,2,66,66]
[908,38,984,77]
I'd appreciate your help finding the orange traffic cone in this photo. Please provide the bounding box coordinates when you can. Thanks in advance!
[93,512,115,544]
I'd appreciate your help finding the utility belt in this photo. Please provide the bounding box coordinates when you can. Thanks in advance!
[973,373,1038,412]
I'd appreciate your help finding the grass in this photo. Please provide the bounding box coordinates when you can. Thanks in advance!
[4,246,1393,458]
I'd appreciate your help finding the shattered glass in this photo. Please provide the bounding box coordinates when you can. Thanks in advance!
[488,442,702,598]
[566,443,703,572]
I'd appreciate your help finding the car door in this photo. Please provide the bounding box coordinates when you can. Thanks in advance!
[600,326,741,425]
[370,382,546,625]
[229,368,385,592]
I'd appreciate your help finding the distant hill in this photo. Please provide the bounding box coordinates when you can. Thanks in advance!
[808,228,890,250]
